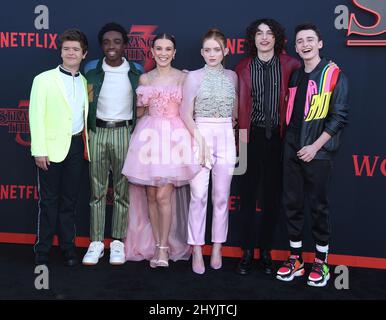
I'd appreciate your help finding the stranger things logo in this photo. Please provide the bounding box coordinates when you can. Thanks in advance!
[0,31,57,49]
[0,100,30,147]
[127,25,158,72]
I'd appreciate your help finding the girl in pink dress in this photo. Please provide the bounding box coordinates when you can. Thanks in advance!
[122,34,199,267]
[181,29,238,274]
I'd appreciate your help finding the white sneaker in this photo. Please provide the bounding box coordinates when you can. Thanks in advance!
[82,241,104,265]
[109,240,125,265]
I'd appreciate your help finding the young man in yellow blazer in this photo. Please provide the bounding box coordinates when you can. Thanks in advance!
[29,29,90,266]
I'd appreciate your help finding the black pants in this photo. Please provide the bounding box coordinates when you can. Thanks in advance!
[34,135,85,254]
[240,126,282,251]
[283,130,332,247]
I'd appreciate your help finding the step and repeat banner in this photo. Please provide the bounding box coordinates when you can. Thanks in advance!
[1,1,385,261]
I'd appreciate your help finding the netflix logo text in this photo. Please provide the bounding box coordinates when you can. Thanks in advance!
[0,185,39,200]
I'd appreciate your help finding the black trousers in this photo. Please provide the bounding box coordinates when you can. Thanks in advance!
[34,135,85,254]
[283,130,332,247]
[240,126,282,251]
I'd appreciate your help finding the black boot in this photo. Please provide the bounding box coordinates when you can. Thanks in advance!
[259,249,274,275]
[235,249,254,275]
[63,249,79,267]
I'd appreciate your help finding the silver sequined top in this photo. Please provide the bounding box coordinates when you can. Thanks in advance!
[194,65,236,118]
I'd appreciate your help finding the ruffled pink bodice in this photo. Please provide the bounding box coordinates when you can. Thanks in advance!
[136,85,182,118]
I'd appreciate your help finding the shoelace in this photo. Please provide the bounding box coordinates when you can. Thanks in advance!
[311,261,324,275]
[111,243,123,253]
[88,243,102,253]
[283,257,297,269]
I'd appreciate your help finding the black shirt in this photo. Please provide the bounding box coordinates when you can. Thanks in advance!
[288,69,309,134]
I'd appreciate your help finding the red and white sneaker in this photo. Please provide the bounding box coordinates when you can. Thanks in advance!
[276,255,305,281]
[307,258,330,287]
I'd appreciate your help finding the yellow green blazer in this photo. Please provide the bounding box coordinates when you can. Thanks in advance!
[29,66,90,163]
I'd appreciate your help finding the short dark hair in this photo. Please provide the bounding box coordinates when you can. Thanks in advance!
[152,33,176,49]
[295,23,322,41]
[98,22,128,45]
[59,29,88,53]
[246,18,286,56]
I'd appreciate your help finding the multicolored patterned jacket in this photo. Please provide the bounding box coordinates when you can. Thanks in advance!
[286,58,349,159]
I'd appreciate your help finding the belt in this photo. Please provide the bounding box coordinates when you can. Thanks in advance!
[251,124,279,131]
[96,118,133,128]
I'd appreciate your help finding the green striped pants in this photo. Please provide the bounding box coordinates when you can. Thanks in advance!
[89,126,131,241]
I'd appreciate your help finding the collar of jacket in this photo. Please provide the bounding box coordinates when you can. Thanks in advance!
[305,57,328,74]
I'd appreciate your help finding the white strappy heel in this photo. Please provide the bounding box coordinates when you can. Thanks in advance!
[156,246,169,267]
[150,243,159,268]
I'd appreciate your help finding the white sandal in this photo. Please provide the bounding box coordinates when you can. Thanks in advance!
[150,243,159,268]
[156,246,169,267]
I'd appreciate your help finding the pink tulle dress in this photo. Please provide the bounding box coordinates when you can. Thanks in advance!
[124,184,191,262]
[122,84,200,262]
[122,84,200,186]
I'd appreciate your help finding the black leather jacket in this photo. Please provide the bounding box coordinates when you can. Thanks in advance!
[286,58,349,159]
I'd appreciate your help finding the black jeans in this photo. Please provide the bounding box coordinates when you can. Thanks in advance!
[240,126,282,251]
[34,135,85,254]
[282,130,332,247]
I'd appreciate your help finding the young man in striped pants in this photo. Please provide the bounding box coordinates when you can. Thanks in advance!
[82,23,141,265]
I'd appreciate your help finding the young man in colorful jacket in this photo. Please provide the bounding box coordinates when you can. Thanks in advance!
[276,23,349,287]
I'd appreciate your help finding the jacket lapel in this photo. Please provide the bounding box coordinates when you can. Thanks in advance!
[80,74,89,122]
[54,66,72,111]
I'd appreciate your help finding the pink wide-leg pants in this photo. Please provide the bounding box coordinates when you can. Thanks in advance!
[187,117,236,245]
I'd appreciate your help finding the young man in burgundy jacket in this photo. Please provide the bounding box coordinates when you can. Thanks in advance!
[235,18,300,275]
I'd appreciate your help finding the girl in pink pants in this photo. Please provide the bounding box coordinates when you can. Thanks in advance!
[181,29,238,274]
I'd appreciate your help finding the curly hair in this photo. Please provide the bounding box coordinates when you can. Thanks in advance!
[246,18,286,56]
[97,22,128,45]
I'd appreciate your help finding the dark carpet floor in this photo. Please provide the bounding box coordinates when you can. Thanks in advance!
[1,243,385,300]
